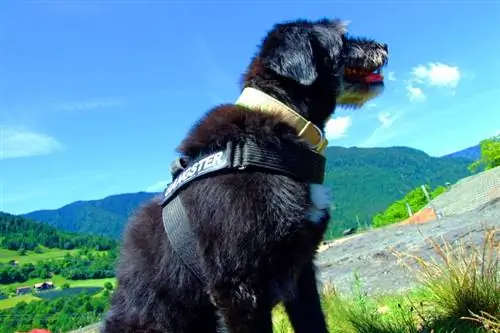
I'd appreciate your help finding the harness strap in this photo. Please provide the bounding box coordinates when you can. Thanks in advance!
[161,138,327,283]
[162,195,206,281]
[161,139,325,208]
[235,140,325,182]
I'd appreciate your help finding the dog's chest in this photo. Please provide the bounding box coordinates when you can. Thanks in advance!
[268,273,301,307]
[307,184,333,224]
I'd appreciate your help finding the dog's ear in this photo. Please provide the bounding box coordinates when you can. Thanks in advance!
[261,23,318,86]
[263,20,348,86]
[311,20,348,65]
[264,32,318,86]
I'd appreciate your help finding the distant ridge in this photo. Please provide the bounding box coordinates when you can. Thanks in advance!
[23,192,157,239]
[442,144,480,161]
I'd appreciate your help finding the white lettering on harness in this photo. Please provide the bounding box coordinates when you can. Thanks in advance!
[164,151,226,199]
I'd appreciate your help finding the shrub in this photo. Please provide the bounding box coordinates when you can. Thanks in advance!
[393,227,499,332]
[372,185,447,228]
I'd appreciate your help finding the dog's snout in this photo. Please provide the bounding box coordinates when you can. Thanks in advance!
[382,43,388,52]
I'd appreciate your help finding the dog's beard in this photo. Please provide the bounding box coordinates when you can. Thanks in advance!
[336,64,386,108]
[336,38,388,108]
[336,80,385,108]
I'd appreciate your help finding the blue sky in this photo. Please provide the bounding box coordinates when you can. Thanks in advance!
[1,1,499,214]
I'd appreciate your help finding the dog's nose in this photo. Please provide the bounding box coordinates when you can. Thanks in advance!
[382,43,388,52]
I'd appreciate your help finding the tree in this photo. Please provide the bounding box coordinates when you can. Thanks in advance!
[33,246,44,254]
[0,293,110,333]
[469,135,500,173]
[104,281,114,291]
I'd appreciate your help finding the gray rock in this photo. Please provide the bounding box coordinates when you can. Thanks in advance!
[316,197,499,297]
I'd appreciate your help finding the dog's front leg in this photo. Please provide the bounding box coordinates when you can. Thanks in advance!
[209,282,273,333]
[284,262,328,333]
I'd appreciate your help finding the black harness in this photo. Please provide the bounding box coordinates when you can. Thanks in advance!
[160,139,326,282]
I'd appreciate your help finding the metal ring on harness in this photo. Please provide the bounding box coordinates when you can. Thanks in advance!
[170,156,190,179]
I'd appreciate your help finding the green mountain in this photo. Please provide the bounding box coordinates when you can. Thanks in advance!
[442,144,481,161]
[322,146,471,237]
[23,192,156,239]
[23,146,472,239]
[0,211,117,251]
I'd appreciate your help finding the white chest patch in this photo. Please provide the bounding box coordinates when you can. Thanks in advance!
[307,183,333,223]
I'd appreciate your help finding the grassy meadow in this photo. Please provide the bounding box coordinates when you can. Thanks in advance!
[0,245,116,310]
[0,245,115,309]
[0,277,116,310]
[0,247,80,264]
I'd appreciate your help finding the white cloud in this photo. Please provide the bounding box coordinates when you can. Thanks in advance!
[146,180,170,192]
[55,97,123,112]
[406,85,426,102]
[405,63,461,102]
[359,108,407,147]
[411,63,461,88]
[377,111,400,128]
[387,71,396,81]
[325,115,352,140]
[0,127,63,160]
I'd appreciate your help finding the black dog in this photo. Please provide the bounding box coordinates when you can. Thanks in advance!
[102,18,388,333]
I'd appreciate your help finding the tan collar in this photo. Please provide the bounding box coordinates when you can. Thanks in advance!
[235,87,328,155]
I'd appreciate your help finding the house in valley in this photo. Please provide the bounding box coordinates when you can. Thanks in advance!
[33,281,55,292]
[8,259,19,266]
[16,286,32,295]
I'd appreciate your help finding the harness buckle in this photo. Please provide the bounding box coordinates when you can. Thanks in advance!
[227,141,248,170]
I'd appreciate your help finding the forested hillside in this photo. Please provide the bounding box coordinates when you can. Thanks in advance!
[0,212,117,251]
[0,212,118,324]
[0,290,111,333]
[0,213,118,283]
[442,144,481,160]
[322,146,470,237]
[23,146,472,239]
[23,192,155,239]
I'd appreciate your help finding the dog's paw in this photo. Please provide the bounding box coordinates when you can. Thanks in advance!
[309,184,332,210]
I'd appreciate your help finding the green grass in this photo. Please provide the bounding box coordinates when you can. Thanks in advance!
[273,228,499,333]
[0,293,41,310]
[0,244,116,311]
[0,276,116,309]
[2,276,116,290]
[1,275,69,289]
[70,277,116,287]
[0,247,80,264]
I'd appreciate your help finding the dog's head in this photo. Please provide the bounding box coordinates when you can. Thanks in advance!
[243,18,388,126]
[339,32,388,108]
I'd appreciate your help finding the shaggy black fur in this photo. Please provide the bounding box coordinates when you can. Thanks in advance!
[102,18,388,333]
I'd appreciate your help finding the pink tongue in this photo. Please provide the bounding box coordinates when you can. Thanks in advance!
[364,73,383,83]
